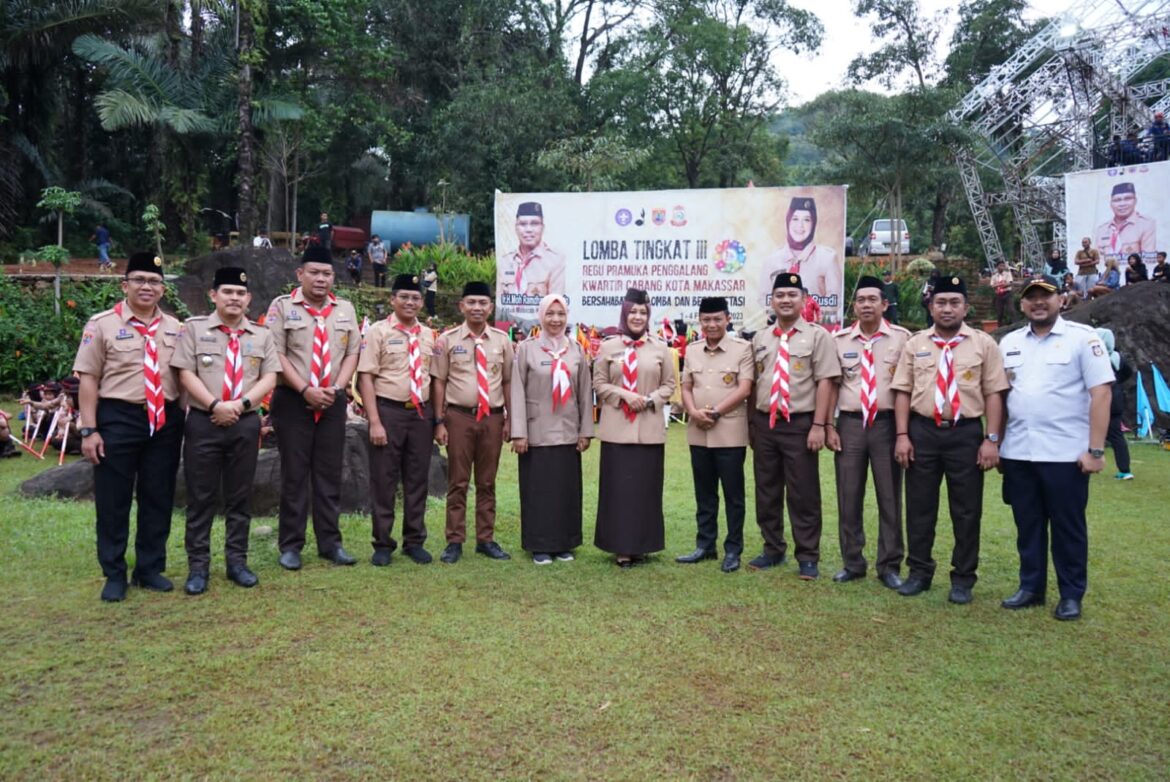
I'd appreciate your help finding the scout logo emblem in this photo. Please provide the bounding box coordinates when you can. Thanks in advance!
[153,256,162,267]
[249,356,261,369]
[200,354,214,367]
[722,373,735,385]
[240,272,248,283]
[962,369,974,382]
[670,205,687,226]
[951,277,959,284]
[756,360,764,374]
[792,359,805,372]
[789,275,798,284]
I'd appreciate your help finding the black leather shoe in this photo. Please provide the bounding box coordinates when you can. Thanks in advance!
[948,585,973,604]
[278,550,302,570]
[897,576,932,596]
[748,552,787,570]
[832,569,864,583]
[721,553,741,573]
[370,549,392,567]
[131,572,174,592]
[475,541,511,560]
[1001,589,1045,609]
[226,565,259,588]
[1054,598,1082,621]
[877,572,904,590]
[440,543,462,564]
[100,579,127,602]
[676,548,717,564]
[320,546,357,566]
[798,561,819,580]
[403,546,432,564]
[185,571,209,596]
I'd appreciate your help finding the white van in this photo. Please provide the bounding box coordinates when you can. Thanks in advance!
[865,219,910,255]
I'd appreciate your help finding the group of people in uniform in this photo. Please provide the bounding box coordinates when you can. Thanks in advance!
[71,249,1114,621]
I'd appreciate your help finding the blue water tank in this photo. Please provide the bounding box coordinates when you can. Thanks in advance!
[369,210,470,251]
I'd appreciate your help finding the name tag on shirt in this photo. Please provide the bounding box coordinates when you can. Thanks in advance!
[1005,350,1021,357]
[453,346,467,355]
[843,351,858,359]
[915,351,931,357]
[115,331,134,340]
[199,335,218,343]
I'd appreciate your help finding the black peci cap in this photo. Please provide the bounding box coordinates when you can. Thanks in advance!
[302,245,333,266]
[698,297,729,314]
[213,266,248,288]
[462,281,492,298]
[772,272,803,291]
[126,252,163,277]
[392,273,423,293]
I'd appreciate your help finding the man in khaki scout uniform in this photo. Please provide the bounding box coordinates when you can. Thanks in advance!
[431,281,514,563]
[498,201,566,299]
[891,274,1009,605]
[748,273,841,579]
[172,267,280,595]
[826,275,911,590]
[266,245,360,571]
[357,273,436,566]
[676,296,754,573]
[74,251,185,602]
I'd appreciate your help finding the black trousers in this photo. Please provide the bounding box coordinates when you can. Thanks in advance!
[904,416,983,587]
[372,263,387,288]
[1002,459,1089,600]
[369,399,433,552]
[93,399,184,581]
[183,410,261,571]
[1106,413,1131,473]
[689,445,746,555]
[271,386,346,556]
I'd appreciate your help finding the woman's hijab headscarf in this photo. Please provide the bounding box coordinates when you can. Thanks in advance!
[619,288,650,339]
[1095,327,1121,370]
[785,196,818,253]
[538,294,569,344]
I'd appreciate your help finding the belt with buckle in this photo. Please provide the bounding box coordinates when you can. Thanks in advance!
[913,413,979,429]
[377,396,420,410]
[447,404,504,416]
[838,410,893,421]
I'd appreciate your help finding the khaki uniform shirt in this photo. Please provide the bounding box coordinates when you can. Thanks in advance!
[594,334,676,444]
[431,323,514,408]
[356,315,435,403]
[750,319,841,414]
[1094,214,1156,260]
[682,334,754,447]
[833,320,911,413]
[1074,247,1101,274]
[73,302,182,402]
[265,288,360,388]
[891,323,1010,420]
[510,337,594,446]
[171,313,281,410]
[499,244,566,296]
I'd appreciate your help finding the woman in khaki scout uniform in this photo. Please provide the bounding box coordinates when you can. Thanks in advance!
[676,297,754,573]
[593,288,676,567]
[172,267,280,595]
[74,251,185,602]
[357,273,437,566]
[510,294,594,565]
[266,245,361,571]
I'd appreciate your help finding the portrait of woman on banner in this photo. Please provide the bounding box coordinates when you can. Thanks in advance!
[758,196,842,321]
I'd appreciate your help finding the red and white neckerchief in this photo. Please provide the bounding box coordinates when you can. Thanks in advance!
[543,341,572,411]
[620,336,643,422]
[513,252,536,293]
[930,333,965,425]
[857,322,888,428]
[218,325,245,401]
[300,290,336,423]
[117,302,165,435]
[395,321,426,417]
[474,333,491,421]
[769,327,797,428]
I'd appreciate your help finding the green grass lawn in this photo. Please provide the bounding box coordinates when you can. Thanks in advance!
[1,424,1167,779]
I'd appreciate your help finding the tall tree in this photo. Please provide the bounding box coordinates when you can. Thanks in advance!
[236,0,262,242]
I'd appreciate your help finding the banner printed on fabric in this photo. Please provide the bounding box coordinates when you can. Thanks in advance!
[1065,160,1170,279]
[493,187,847,331]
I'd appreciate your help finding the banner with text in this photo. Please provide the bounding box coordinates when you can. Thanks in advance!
[494,186,847,330]
[1065,160,1170,278]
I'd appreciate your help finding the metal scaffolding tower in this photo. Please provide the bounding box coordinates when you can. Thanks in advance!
[948,0,1170,267]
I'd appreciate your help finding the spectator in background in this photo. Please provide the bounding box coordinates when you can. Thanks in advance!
[317,212,333,250]
[345,249,362,286]
[1122,131,1142,165]
[1107,134,1123,167]
[1151,251,1168,282]
[1148,112,1169,161]
[1096,328,1134,481]
[1124,253,1148,285]
[252,230,273,249]
[1090,258,1121,299]
[1060,272,1081,310]
[91,223,112,271]
[367,234,388,288]
[991,260,1014,326]
[422,263,438,317]
[882,269,900,324]
[1047,248,1068,276]
[920,270,939,327]
[1074,236,1100,298]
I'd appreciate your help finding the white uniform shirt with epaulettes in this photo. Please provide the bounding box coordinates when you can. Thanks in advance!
[72,304,182,402]
[833,320,911,413]
[999,317,1115,462]
[265,289,360,388]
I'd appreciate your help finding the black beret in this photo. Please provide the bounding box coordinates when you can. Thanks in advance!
[126,251,163,276]
[462,281,493,298]
[213,266,248,288]
[392,273,423,293]
[623,287,649,305]
[932,274,967,297]
[772,272,803,291]
[516,201,543,219]
[302,245,333,266]
[698,297,729,314]
[1111,182,1135,196]
[854,275,884,296]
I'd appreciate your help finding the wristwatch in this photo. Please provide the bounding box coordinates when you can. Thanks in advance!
[242,397,253,411]
[986,432,1000,444]
[79,427,98,438]
[1088,447,1105,458]
[709,410,722,421]
[644,395,655,410]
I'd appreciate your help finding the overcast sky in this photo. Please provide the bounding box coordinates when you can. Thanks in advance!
[776,0,1074,105]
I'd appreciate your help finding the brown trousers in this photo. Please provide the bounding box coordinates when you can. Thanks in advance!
[369,399,433,552]
[444,407,504,544]
[750,410,822,563]
[271,386,346,556]
[834,413,904,575]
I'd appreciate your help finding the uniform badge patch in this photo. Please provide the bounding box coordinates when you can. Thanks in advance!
[962,369,974,382]
[81,331,94,346]
[200,354,214,367]
[722,373,735,385]
[1092,344,1104,357]
[756,360,765,374]
[249,356,261,369]
[792,360,805,372]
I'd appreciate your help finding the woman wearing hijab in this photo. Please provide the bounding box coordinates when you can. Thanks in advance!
[1124,254,1148,285]
[758,197,842,321]
[593,288,677,567]
[510,294,594,564]
[1095,328,1134,480]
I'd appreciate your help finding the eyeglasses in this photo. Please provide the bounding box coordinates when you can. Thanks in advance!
[126,277,165,287]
